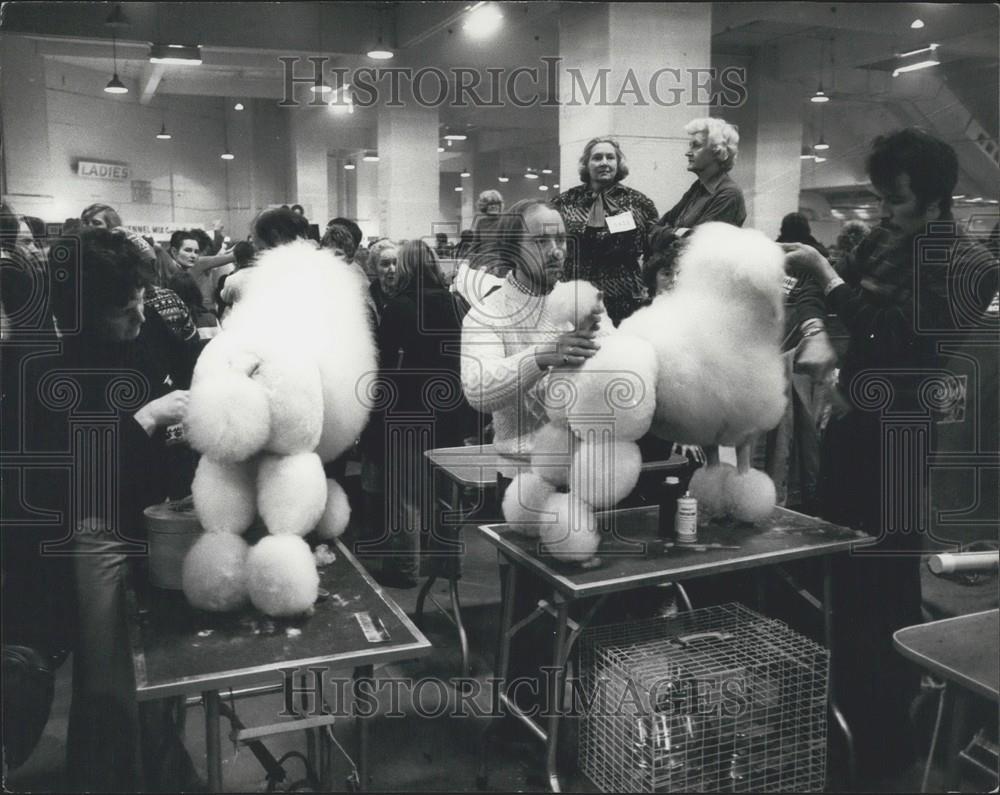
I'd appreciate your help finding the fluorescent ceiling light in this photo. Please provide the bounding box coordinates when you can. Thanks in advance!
[363,153,380,162]
[899,43,939,58]
[443,134,467,141]
[893,59,940,77]
[463,4,504,39]
[149,44,203,65]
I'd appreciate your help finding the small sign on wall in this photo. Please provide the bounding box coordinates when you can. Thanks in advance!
[132,180,152,204]
[76,160,130,181]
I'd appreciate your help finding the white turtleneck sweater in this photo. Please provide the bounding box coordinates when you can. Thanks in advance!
[460,274,569,458]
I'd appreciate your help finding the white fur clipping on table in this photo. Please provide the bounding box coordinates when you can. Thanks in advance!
[316,479,351,540]
[501,472,556,536]
[257,452,327,536]
[246,535,319,617]
[182,533,250,612]
[619,222,787,448]
[191,457,257,535]
[539,492,600,561]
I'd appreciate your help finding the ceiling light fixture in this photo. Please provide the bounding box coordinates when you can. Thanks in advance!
[149,44,203,65]
[443,133,468,141]
[813,137,829,151]
[800,147,814,160]
[498,174,509,183]
[463,3,504,39]
[541,165,553,175]
[813,156,827,163]
[234,102,245,111]
[437,146,445,153]
[344,162,356,170]
[455,186,463,192]
[220,150,234,161]
[910,19,924,29]
[367,3,395,59]
[539,185,548,191]
[156,122,171,140]
[524,172,539,180]
[893,43,940,76]
[104,31,128,94]
[220,98,234,160]
[363,152,380,162]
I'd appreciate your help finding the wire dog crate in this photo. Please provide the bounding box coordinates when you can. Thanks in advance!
[578,603,829,793]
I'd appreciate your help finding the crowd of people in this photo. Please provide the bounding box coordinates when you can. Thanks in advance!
[1,120,997,789]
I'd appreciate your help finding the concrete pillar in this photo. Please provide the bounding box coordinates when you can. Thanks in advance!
[558,3,713,214]
[288,110,329,227]
[355,158,379,240]
[1,36,53,216]
[377,104,439,239]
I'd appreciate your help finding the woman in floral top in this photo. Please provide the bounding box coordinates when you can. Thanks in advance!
[551,137,659,325]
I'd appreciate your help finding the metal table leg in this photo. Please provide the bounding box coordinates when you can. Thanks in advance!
[478,558,518,788]
[544,598,571,793]
[414,575,436,624]
[449,576,472,678]
[203,690,223,792]
[354,665,374,792]
[824,555,856,788]
[945,684,970,790]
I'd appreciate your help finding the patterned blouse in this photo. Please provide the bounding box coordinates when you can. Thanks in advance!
[550,183,659,325]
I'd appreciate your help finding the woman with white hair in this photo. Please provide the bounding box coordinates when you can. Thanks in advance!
[649,117,746,252]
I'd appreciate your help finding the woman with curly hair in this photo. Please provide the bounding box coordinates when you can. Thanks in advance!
[551,136,659,325]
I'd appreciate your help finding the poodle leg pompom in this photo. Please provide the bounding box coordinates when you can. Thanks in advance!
[316,479,351,540]
[531,422,577,488]
[539,493,601,562]
[185,372,271,462]
[688,463,737,518]
[258,453,328,536]
[182,533,250,612]
[570,438,641,510]
[246,535,320,617]
[502,472,556,537]
[192,457,257,535]
[726,468,777,523]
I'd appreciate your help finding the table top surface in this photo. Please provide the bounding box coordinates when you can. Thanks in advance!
[477,505,872,598]
[424,444,689,487]
[893,609,1000,702]
[128,540,431,700]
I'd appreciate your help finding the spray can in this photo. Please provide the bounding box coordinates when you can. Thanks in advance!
[675,492,698,544]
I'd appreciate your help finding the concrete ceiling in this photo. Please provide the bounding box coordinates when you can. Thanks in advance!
[3,1,997,204]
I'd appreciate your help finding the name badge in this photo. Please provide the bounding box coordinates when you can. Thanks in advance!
[605,211,637,234]
[782,275,799,296]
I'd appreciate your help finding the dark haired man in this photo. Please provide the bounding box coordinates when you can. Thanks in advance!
[784,127,998,776]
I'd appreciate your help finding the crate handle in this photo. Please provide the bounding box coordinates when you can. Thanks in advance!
[676,631,734,646]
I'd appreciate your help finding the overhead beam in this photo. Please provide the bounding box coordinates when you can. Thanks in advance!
[139,62,165,105]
